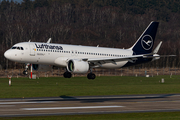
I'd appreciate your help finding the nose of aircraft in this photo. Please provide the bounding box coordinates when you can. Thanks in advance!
[4,50,11,59]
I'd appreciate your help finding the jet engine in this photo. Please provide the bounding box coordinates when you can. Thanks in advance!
[67,59,89,74]
[32,64,52,72]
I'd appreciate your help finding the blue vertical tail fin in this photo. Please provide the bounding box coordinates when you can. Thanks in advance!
[130,21,159,55]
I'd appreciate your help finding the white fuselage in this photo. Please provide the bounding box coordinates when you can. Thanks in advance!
[4,42,133,69]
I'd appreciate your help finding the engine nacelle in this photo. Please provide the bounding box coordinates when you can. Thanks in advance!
[67,59,89,74]
[32,64,52,72]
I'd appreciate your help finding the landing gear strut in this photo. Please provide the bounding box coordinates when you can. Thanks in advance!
[87,73,96,79]
[23,63,30,75]
[63,71,72,78]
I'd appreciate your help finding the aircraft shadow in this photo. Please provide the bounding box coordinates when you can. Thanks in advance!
[30,94,176,103]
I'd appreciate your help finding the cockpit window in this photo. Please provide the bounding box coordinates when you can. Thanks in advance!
[11,46,24,50]
[12,47,17,49]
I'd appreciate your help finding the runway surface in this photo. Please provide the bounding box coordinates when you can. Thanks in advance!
[0,94,180,117]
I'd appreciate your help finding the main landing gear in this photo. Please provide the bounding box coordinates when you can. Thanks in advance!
[63,68,96,79]
[63,71,72,78]
[87,68,96,79]
[87,73,96,79]
[63,71,96,79]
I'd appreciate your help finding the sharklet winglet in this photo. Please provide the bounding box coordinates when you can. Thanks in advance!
[47,38,51,43]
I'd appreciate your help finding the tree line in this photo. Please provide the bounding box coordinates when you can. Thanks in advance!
[0,0,180,69]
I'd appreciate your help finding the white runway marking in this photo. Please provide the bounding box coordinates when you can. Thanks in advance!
[22,105,124,110]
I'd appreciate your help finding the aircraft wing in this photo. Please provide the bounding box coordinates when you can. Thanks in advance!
[82,55,144,66]
[82,54,176,66]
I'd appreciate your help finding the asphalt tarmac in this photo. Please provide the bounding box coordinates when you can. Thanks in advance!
[0,94,180,117]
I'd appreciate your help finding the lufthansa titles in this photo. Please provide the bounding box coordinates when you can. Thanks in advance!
[35,43,63,50]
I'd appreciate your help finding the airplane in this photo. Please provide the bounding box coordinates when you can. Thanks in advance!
[4,21,174,79]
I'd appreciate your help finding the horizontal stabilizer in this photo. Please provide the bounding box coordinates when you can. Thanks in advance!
[143,54,176,58]
[142,41,176,58]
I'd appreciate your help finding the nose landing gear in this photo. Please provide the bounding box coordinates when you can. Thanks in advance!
[23,70,28,75]
[23,63,30,75]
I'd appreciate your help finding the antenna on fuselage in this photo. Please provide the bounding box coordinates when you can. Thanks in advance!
[28,40,31,42]
[47,38,51,43]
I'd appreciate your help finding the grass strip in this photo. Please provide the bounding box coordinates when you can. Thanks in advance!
[1,112,180,120]
[0,75,180,98]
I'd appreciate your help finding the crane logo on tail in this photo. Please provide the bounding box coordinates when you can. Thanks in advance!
[141,35,153,50]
